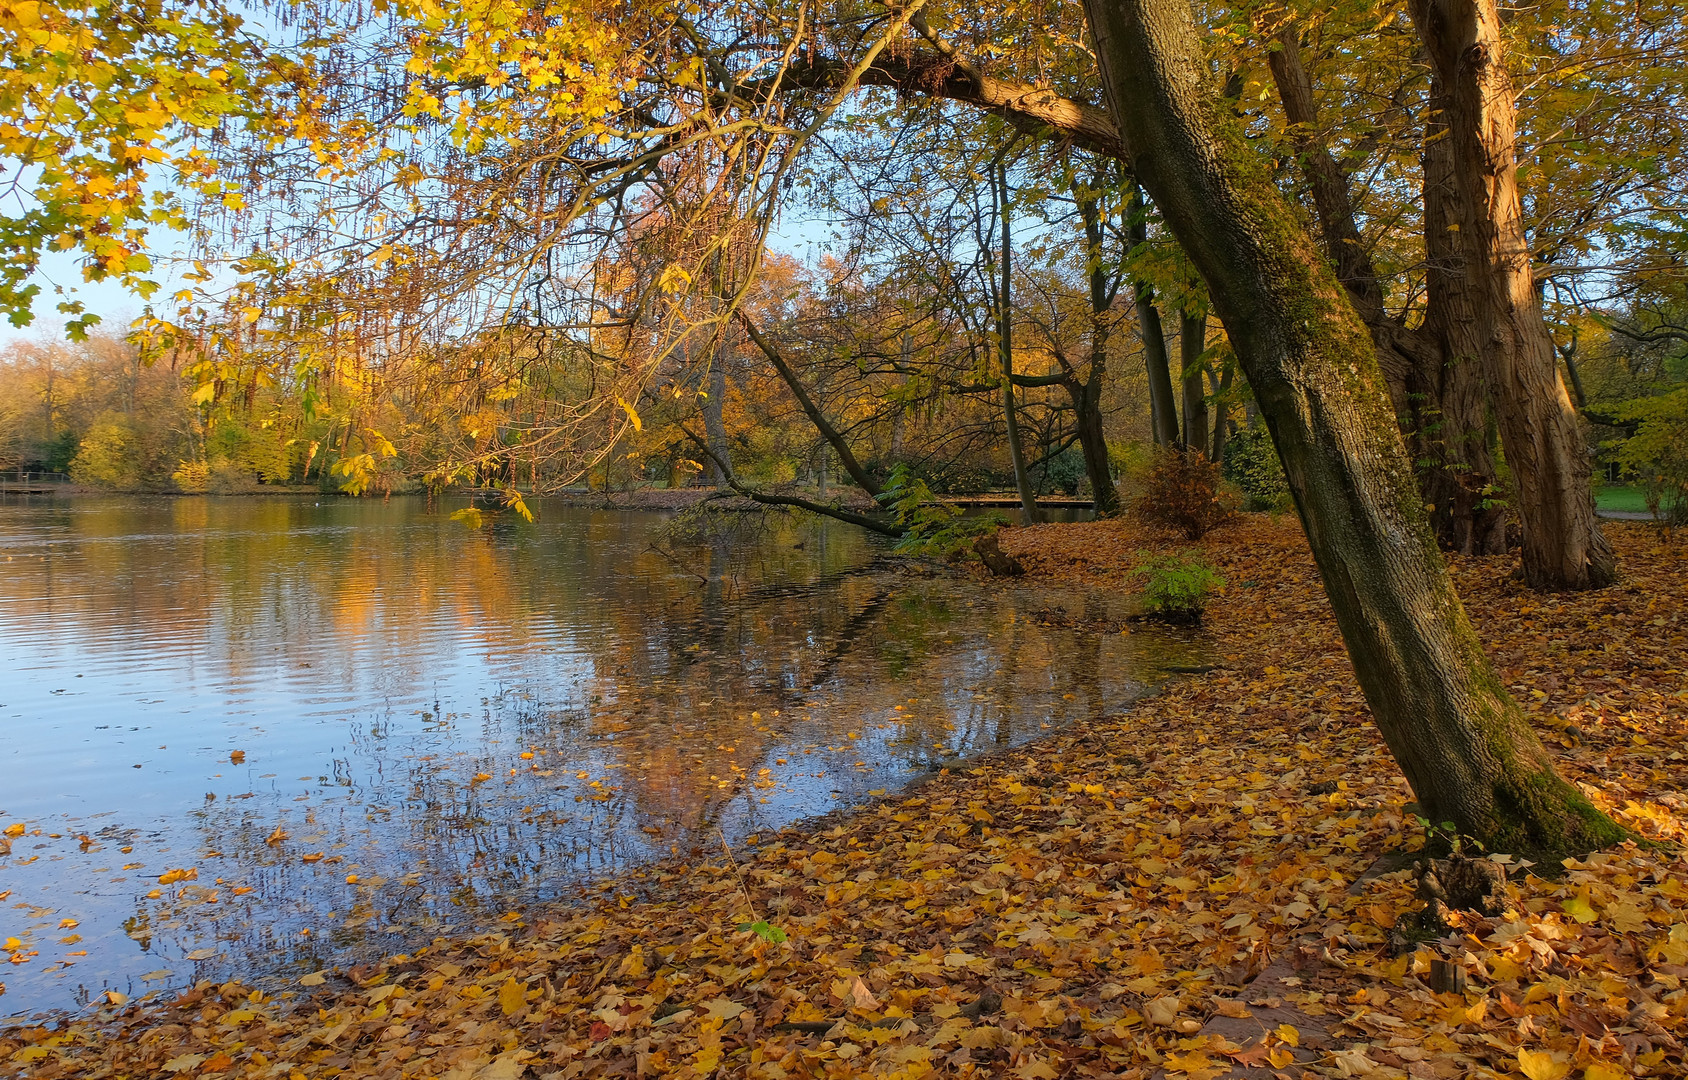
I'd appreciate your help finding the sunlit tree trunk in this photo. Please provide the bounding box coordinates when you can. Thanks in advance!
[1409,0,1615,590]
[1082,0,1627,855]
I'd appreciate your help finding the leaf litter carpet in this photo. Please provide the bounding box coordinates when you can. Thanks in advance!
[4,519,1685,1080]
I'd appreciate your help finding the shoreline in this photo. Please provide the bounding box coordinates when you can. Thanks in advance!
[3,518,1685,1079]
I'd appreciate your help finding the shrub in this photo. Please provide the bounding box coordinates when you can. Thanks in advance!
[1612,387,1688,537]
[1222,425,1291,512]
[885,463,1007,560]
[1134,550,1225,623]
[1134,447,1239,539]
[172,460,211,493]
[69,415,140,489]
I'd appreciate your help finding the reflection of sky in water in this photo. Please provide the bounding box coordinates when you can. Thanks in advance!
[0,495,1204,1017]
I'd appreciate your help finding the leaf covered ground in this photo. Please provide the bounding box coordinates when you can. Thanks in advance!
[4,518,1686,1080]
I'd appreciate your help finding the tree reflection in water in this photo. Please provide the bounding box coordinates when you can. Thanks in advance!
[0,496,1205,1015]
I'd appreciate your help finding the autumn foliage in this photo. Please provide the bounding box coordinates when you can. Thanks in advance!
[1132,447,1239,540]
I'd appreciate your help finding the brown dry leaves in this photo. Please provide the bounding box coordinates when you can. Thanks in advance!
[4,518,1686,1080]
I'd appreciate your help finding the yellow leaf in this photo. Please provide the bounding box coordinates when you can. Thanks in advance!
[191,382,216,405]
[1276,1023,1299,1047]
[616,396,642,432]
[1583,1065,1626,1080]
[1516,1048,1570,1080]
[1561,890,1597,924]
[5,823,26,837]
[499,976,525,1016]
[240,306,262,323]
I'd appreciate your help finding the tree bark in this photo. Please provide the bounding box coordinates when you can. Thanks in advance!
[1409,0,1615,590]
[994,158,1044,523]
[1266,26,1505,556]
[703,336,731,487]
[737,311,885,501]
[1179,306,1210,454]
[1082,0,1626,855]
[1078,186,1123,516]
[1209,362,1233,463]
[1128,182,1180,447]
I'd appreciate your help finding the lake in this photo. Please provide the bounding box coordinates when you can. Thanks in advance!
[0,495,1203,1018]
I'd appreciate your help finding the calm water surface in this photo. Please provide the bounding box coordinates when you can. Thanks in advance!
[0,495,1202,1018]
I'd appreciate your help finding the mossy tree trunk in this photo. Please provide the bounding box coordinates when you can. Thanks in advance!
[1081,0,1628,855]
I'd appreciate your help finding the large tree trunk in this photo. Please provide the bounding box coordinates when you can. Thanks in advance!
[1266,26,1505,556]
[1128,182,1180,447]
[1179,306,1210,454]
[1082,0,1626,855]
[1419,110,1510,555]
[1409,0,1615,590]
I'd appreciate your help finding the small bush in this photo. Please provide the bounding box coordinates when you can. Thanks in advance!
[885,464,1007,560]
[1134,447,1239,539]
[1134,550,1224,623]
[172,460,211,493]
[1222,425,1291,512]
[1612,387,1688,538]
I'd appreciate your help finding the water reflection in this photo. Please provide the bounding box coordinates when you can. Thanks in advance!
[0,495,1202,1017]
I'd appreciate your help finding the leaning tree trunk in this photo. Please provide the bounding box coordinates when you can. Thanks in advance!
[1082,0,1626,855]
[1410,0,1615,590]
[1179,306,1210,454]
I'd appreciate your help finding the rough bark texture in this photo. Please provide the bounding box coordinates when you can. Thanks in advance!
[1267,27,1505,556]
[1081,0,1627,855]
[1409,0,1616,590]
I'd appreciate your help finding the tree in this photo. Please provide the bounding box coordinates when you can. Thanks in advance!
[1081,0,1626,854]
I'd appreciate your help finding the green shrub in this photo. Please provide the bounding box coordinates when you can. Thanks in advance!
[1222,425,1291,512]
[1611,387,1688,535]
[1134,550,1225,623]
[885,463,1007,560]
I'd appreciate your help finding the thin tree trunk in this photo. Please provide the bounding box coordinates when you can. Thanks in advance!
[1128,183,1180,447]
[703,336,731,488]
[1079,185,1123,516]
[738,312,884,501]
[1082,0,1626,855]
[1410,0,1614,590]
[995,158,1043,524]
[1209,363,1233,463]
[1179,306,1210,454]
